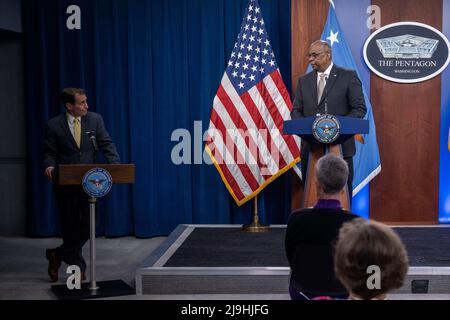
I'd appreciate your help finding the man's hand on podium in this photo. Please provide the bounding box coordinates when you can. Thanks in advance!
[45,166,55,181]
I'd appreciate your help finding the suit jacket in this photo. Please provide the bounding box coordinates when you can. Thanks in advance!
[291,64,366,158]
[43,111,120,173]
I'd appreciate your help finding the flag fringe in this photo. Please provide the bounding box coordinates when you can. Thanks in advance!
[205,145,300,206]
[352,165,381,196]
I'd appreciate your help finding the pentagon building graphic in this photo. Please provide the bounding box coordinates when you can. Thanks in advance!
[376,34,439,59]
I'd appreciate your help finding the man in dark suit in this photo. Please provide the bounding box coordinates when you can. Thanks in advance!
[291,40,366,197]
[43,88,120,282]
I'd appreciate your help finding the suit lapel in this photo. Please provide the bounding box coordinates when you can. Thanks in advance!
[59,113,79,149]
[310,72,318,106]
[318,65,340,106]
[80,114,89,150]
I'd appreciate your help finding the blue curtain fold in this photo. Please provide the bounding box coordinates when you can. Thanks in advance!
[23,0,292,237]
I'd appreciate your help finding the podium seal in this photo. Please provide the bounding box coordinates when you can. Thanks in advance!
[312,114,341,143]
[82,167,113,198]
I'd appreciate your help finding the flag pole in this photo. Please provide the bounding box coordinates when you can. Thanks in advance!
[242,195,270,232]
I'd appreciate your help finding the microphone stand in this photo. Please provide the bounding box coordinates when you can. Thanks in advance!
[88,131,98,164]
[324,84,330,154]
[86,131,99,291]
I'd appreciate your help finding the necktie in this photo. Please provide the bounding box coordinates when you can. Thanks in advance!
[74,118,81,148]
[317,73,326,104]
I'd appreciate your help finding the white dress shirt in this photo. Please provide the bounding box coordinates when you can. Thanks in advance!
[317,62,334,85]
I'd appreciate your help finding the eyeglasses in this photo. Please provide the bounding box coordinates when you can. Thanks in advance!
[307,51,328,59]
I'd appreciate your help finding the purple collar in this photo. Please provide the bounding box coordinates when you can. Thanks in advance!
[314,199,342,210]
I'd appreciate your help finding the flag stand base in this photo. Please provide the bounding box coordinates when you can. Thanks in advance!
[242,195,270,233]
[242,221,270,233]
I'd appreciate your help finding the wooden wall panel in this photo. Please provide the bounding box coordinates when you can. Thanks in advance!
[291,0,329,91]
[369,0,441,223]
[290,0,328,210]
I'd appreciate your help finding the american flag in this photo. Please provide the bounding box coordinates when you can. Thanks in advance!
[205,0,301,206]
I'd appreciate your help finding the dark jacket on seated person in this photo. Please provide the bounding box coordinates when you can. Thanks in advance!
[285,200,358,296]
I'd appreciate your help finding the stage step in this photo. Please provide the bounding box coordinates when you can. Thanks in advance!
[136,224,450,295]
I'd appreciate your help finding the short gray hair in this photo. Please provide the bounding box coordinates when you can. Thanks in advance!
[311,40,332,53]
[315,153,348,195]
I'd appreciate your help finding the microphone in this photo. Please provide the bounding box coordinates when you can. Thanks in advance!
[85,131,98,151]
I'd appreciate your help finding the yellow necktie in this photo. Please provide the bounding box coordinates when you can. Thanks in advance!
[74,118,81,148]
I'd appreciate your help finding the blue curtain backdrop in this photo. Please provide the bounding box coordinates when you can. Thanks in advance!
[23,0,292,237]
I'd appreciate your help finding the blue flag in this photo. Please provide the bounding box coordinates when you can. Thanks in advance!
[318,4,381,195]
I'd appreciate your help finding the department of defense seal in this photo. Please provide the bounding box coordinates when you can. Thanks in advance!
[312,114,341,144]
[82,167,113,198]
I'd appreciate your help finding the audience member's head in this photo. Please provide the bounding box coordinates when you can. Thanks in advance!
[315,153,349,199]
[334,218,409,300]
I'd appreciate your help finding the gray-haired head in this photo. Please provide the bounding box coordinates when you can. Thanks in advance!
[308,40,332,72]
[315,153,349,195]
[311,40,332,54]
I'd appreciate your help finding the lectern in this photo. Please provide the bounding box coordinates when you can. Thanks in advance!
[51,163,135,299]
[284,116,368,210]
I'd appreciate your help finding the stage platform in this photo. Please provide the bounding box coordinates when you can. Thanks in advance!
[136,224,450,296]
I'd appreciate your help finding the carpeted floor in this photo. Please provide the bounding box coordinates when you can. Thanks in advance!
[394,228,450,266]
[164,227,450,267]
[165,227,287,267]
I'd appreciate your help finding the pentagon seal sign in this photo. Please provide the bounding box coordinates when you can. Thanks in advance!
[312,115,341,144]
[82,167,113,198]
[363,22,450,83]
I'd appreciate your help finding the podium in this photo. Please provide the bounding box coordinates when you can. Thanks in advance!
[284,116,368,210]
[51,164,135,299]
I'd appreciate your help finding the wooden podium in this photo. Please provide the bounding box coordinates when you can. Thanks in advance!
[58,164,135,186]
[284,116,368,210]
[51,164,135,299]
